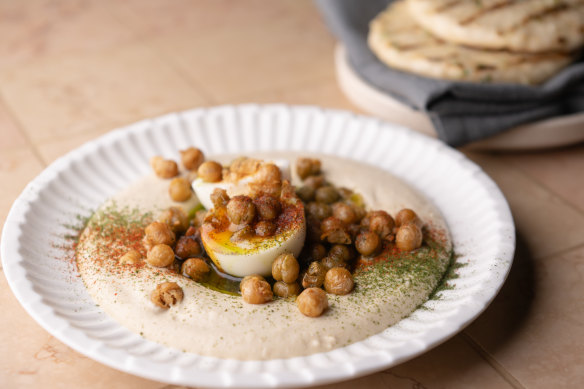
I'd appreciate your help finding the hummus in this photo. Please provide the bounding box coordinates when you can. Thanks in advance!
[76,152,452,360]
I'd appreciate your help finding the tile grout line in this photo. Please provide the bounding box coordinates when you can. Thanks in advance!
[220,74,348,104]
[459,331,527,389]
[536,241,584,261]
[0,93,48,168]
[100,4,218,105]
[101,2,341,106]
[145,43,219,105]
[507,166,584,258]
[505,157,584,218]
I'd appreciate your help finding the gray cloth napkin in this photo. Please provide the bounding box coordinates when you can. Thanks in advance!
[315,0,584,146]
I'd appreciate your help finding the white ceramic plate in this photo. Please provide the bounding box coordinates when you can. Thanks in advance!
[335,44,584,151]
[2,104,514,388]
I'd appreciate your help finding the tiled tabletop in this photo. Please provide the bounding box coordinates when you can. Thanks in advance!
[1,1,583,388]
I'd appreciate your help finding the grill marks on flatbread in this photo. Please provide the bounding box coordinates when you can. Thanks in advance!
[458,1,514,26]
[503,3,572,33]
[368,1,573,84]
[407,0,584,52]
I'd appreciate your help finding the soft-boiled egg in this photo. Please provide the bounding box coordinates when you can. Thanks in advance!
[195,159,305,278]
[201,216,305,277]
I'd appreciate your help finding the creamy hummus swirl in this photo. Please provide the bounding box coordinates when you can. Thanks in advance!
[76,152,452,360]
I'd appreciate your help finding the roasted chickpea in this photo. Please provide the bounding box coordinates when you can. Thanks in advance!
[326,230,352,244]
[347,224,361,240]
[145,221,176,246]
[362,210,395,238]
[329,244,353,262]
[272,253,300,283]
[193,209,207,228]
[169,177,192,202]
[304,175,325,189]
[337,187,353,199]
[396,223,423,251]
[146,244,175,267]
[296,158,321,180]
[254,194,281,220]
[355,231,380,256]
[395,208,422,227]
[150,156,179,179]
[351,203,367,223]
[257,163,281,183]
[258,181,283,198]
[227,195,256,225]
[118,249,142,265]
[321,217,351,244]
[306,202,332,220]
[255,220,276,237]
[151,282,183,309]
[301,261,326,288]
[296,185,315,203]
[305,216,322,243]
[159,206,189,233]
[321,216,343,234]
[309,243,327,261]
[231,225,254,242]
[211,188,230,209]
[230,157,260,176]
[241,276,273,304]
[197,161,223,182]
[180,147,205,171]
[297,288,328,317]
[324,267,354,295]
[321,255,348,271]
[279,179,295,201]
[175,236,202,259]
[181,257,210,281]
[273,281,301,298]
[240,274,264,289]
[332,202,357,225]
[315,186,340,204]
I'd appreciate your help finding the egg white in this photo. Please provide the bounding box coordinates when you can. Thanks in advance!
[201,220,305,277]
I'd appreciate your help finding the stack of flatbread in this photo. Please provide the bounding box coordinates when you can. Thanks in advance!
[368,0,584,84]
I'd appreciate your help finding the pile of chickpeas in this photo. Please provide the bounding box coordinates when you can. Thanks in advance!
[149,147,224,203]
[199,157,300,243]
[123,151,425,316]
[139,206,211,309]
[213,157,424,318]
[120,147,217,309]
[278,157,424,317]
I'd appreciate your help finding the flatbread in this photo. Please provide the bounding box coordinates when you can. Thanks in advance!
[407,0,584,53]
[368,1,573,84]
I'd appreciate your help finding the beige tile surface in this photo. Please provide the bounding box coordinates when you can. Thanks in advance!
[108,0,317,37]
[500,144,584,213]
[0,99,27,151]
[35,126,118,165]
[0,43,207,143]
[226,76,358,112]
[0,0,583,388]
[466,152,584,259]
[146,3,334,101]
[315,335,514,389]
[466,244,584,388]
[0,0,137,70]
[0,270,162,389]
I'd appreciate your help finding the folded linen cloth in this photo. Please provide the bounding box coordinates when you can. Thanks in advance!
[315,0,584,146]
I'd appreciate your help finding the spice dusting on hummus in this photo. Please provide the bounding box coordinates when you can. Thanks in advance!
[76,151,452,360]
